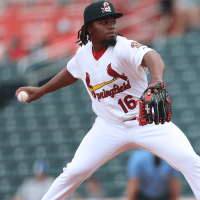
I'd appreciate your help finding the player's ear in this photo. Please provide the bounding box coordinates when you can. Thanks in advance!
[87,28,91,35]
[87,21,93,36]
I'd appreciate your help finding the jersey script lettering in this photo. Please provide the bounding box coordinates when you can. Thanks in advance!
[86,63,130,102]
[92,80,131,101]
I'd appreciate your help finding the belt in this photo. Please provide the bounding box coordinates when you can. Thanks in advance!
[123,116,137,122]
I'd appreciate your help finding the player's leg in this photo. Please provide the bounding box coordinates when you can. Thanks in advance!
[126,121,200,199]
[42,117,131,200]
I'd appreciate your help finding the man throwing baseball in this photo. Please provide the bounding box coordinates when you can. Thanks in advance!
[16,1,200,200]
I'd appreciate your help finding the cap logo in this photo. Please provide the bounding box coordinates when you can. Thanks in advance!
[101,2,111,13]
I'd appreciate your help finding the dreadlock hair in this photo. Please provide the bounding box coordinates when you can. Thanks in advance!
[76,21,92,47]
[76,20,123,47]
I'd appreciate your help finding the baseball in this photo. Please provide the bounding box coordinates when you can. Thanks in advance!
[17,91,29,103]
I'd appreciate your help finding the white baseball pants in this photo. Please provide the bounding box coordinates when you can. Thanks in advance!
[42,117,200,200]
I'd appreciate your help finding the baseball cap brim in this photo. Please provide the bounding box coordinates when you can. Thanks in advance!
[92,13,123,21]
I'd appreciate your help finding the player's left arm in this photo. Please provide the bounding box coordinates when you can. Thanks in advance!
[142,50,165,83]
[169,177,181,200]
[138,49,172,125]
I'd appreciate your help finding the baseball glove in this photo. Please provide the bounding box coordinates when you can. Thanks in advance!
[138,81,172,126]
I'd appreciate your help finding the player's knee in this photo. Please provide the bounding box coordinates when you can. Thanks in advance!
[61,163,90,182]
[187,154,200,168]
[177,152,200,171]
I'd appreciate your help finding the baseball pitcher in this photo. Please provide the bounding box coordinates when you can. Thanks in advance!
[16,1,200,200]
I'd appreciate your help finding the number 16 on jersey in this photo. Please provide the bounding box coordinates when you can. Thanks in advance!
[118,95,136,113]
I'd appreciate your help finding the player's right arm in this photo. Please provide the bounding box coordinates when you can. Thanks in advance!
[15,67,78,103]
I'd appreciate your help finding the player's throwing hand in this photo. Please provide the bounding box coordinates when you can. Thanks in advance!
[15,87,44,103]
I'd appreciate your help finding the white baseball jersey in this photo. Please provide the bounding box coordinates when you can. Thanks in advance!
[42,36,200,200]
[67,36,153,122]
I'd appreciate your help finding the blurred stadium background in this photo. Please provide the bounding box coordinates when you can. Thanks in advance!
[0,0,199,199]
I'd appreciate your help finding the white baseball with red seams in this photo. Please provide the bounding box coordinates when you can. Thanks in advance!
[41,36,200,200]
[17,91,29,103]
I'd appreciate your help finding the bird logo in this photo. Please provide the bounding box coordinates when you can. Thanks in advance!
[106,64,128,81]
[101,2,111,13]
[85,64,128,92]
[85,72,93,89]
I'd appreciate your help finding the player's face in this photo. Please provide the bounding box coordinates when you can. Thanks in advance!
[89,16,118,48]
